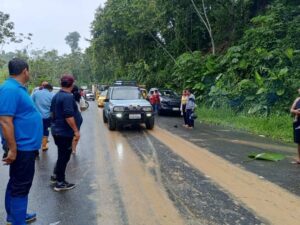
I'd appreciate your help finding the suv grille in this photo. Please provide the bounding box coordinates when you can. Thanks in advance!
[125,105,142,111]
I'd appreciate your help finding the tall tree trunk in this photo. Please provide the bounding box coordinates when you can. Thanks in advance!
[191,0,215,55]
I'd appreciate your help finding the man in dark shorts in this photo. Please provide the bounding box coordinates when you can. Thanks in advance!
[290,93,300,163]
[50,74,83,191]
[0,58,43,224]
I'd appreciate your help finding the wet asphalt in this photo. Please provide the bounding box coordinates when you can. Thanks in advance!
[0,103,298,225]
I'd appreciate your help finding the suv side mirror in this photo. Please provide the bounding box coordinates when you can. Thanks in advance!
[104,99,109,102]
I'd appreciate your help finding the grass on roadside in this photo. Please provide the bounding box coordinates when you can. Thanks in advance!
[196,106,293,143]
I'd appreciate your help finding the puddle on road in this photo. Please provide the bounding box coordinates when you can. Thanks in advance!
[49,222,60,225]
[150,127,300,225]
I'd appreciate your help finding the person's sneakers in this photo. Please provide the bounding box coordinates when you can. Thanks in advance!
[54,181,76,192]
[7,212,37,224]
[50,175,57,184]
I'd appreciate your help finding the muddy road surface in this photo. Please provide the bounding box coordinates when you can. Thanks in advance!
[0,103,299,225]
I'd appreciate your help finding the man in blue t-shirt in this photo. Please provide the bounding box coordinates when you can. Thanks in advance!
[0,58,43,225]
[32,83,54,151]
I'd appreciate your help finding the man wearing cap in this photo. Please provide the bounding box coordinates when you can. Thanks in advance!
[0,58,43,224]
[50,74,82,191]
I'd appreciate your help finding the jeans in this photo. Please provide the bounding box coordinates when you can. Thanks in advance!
[186,109,194,127]
[53,135,73,182]
[152,104,159,113]
[42,118,51,137]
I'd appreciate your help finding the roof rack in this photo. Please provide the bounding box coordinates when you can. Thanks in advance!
[113,80,137,86]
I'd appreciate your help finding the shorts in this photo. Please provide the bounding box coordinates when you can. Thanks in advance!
[293,121,300,144]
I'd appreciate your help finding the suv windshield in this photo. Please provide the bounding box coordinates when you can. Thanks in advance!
[111,88,141,100]
[160,90,178,98]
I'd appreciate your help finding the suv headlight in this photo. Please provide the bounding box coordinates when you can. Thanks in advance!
[142,106,153,112]
[113,106,125,112]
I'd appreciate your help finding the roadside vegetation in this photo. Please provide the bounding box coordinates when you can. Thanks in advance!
[197,106,293,143]
[0,0,299,142]
[86,0,299,143]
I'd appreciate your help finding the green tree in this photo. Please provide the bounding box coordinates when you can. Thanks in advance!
[65,31,81,53]
[0,11,32,47]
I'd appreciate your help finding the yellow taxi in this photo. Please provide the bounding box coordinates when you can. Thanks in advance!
[97,90,108,107]
[95,90,100,100]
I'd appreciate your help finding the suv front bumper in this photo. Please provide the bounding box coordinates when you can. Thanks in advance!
[110,111,154,124]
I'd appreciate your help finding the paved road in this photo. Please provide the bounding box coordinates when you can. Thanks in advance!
[0,103,299,225]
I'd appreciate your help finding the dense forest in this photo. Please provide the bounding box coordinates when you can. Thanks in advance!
[1,0,300,115]
[88,0,300,115]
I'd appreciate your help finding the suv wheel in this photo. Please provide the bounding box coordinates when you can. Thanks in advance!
[103,111,108,123]
[145,117,155,130]
[108,117,116,130]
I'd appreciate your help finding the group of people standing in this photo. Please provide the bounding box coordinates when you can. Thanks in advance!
[149,88,196,129]
[180,89,196,129]
[0,58,82,225]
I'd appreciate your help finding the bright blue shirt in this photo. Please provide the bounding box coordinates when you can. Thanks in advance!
[32,89,54,119]
[0,78,43,151]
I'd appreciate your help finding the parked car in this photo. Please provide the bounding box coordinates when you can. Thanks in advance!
[103,83,155,130]
[97,90,107,107]
[52,86,61,94]
[85,90,95,101]
[158,89,181,115]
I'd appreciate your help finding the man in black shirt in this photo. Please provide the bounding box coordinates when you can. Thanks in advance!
[50,75,82,191]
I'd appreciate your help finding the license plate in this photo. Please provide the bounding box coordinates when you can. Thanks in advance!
[129,114,141,119]
[172,108,180,111]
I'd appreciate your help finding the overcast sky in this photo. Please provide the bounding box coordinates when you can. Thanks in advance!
[1,0,107,55]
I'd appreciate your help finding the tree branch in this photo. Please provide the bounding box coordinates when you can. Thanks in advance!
[191,0,215,55]
[149,32,178,65]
